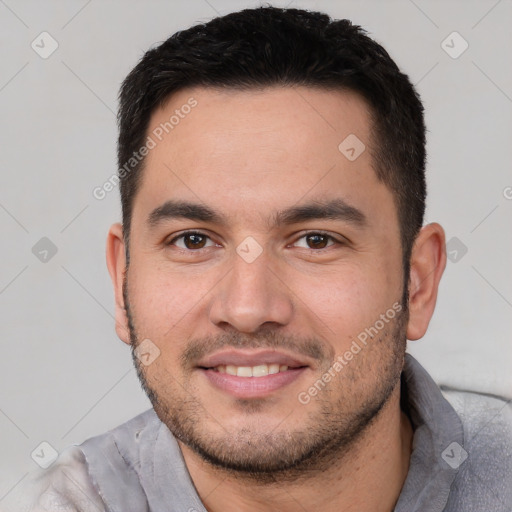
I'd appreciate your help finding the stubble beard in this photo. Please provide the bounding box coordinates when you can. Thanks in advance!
[123,275,409,483]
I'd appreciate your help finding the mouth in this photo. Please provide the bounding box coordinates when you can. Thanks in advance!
[197,350,311,398]
[208,362,296,377]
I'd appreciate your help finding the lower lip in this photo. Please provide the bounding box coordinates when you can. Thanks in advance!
[200,368,307,398]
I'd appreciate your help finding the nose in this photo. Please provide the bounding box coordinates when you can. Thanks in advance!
[208,250,294,334]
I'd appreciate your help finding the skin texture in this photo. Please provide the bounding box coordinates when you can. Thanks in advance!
[107,86,446,512]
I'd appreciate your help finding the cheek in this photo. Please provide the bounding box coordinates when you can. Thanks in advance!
[291,261,401,342]
[127,265,209,341]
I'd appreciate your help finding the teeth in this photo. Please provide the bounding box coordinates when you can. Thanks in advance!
[252,364,268,377]
[214,363,290,377]
[268,363,280,374]
[225,365,237,376]
[237,366,252,377]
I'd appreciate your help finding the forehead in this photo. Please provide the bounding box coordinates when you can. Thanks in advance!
[147,85,372,171]
[133,86,395,231]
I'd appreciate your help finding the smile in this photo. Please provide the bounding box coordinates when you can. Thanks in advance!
[196,349,312,398]
[211,363,290,377]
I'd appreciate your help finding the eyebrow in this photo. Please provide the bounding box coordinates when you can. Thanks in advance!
[148,200,225,227]
[147,198,367,229]
[273,199,367,228]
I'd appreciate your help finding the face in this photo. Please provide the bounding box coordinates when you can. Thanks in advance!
[117,86,410,476]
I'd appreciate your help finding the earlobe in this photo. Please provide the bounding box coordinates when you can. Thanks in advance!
[106,223,131,345]
[406,223,447,341]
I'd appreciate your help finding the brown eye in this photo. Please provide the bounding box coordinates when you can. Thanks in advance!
[184,233,207,249]
[169,232,214,250]
[292,232,338,250]
[306,234,329,249]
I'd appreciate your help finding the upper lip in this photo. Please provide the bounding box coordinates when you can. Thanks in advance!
[197,349,312,369]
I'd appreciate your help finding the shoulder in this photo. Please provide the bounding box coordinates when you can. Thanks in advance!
[442,388,512,511]
[80,407,159,458]
[2,409,158,512]
[2,446,106,512]
[442,387,512,436]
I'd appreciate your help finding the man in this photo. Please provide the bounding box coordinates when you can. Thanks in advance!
[10,5,511,512]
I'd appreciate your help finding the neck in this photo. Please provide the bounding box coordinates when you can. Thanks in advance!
[180,386,413,512]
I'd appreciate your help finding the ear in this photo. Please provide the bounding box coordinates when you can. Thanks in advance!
[106,223,131,345]
[406,223,446,341]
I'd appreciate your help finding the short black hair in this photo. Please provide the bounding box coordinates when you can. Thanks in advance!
[118,5,426,274]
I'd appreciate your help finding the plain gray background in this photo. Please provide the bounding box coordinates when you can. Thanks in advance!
[1,0,511,499]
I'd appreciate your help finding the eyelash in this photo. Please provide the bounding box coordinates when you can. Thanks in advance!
[167,231,217,249]
[166,230,344,251]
